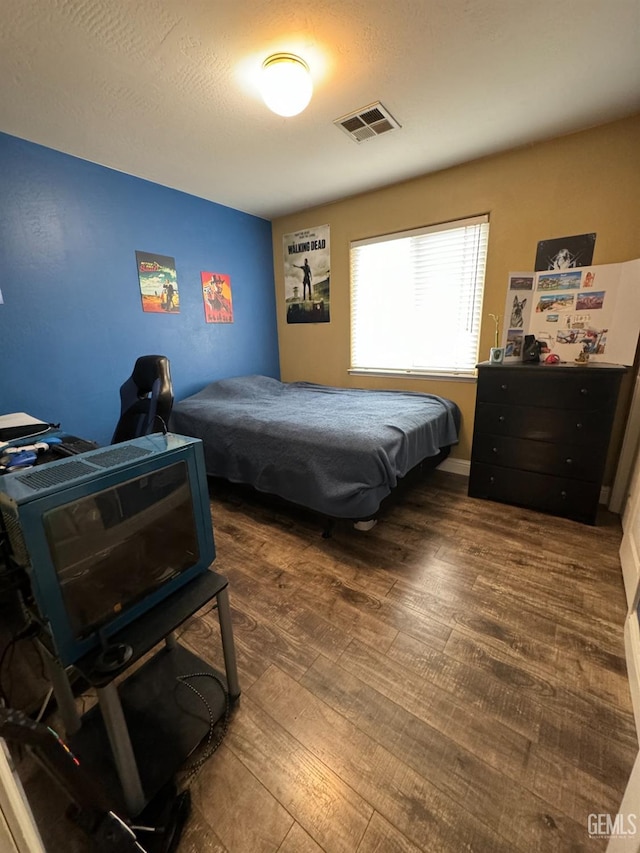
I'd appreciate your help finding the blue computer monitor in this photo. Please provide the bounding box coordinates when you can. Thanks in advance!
[0,433,215,666]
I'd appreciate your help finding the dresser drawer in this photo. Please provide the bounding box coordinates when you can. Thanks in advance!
[477,368,619,410]
[468,463,600,524]
[471,433,602,482]
[474,402,604,446]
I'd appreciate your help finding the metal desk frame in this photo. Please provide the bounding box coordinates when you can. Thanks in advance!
[41,570,240,816]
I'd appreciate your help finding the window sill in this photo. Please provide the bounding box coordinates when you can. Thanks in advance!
[348,368,476,383]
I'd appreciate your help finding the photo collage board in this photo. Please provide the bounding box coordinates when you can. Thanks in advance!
[501,259,640,366]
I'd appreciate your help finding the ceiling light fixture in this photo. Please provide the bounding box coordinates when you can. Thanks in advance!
[260,53,313,117]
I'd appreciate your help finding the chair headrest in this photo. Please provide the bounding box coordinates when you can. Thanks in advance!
[131,355,171,395]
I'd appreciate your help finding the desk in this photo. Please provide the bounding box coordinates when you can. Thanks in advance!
[0,431,99,474]
[44,569,240,817]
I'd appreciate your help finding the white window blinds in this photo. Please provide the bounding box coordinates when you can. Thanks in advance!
[350,214,489,375]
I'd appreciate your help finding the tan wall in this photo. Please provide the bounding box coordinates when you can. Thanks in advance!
[271,114,640,472]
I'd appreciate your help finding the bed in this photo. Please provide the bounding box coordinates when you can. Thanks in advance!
[169,375,460,522]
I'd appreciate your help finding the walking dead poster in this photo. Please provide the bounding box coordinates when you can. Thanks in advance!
[283,225,330,324]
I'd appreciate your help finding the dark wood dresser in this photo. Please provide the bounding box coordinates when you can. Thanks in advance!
[468,361,625,524]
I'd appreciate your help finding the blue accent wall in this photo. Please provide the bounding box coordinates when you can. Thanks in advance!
[0,132,279,445]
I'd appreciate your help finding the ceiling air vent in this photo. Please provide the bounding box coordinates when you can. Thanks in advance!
[334,102,401,143]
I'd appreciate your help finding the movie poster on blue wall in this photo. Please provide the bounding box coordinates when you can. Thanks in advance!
[136,250,179,313]
[283,225,330,323]
[202,271,233,323]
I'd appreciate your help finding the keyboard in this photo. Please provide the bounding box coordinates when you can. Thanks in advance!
[49,435,100,457]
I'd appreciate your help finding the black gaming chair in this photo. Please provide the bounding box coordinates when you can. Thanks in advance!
[111,355,174,444]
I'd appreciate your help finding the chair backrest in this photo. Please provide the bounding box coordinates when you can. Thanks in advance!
[111,355,174,444]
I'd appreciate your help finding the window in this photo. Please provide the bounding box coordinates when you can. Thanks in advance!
[350,214,489,377]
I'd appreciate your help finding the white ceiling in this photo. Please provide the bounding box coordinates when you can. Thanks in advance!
[2,0,639,220]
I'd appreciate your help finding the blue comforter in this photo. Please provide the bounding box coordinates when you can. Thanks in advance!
[170,375,460,519]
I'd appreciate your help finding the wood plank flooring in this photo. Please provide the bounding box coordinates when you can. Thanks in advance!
[22,470,638,852]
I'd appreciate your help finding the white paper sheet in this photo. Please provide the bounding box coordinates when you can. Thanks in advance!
[501,259,640,365]
[0,412,47,429]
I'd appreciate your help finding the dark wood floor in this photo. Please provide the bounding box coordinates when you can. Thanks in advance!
[22,470,639,852]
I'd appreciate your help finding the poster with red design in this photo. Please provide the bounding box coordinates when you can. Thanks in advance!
[136,250,179,313]
[202,272,233,323]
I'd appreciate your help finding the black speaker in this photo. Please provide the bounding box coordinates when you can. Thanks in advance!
[522,335,541,363]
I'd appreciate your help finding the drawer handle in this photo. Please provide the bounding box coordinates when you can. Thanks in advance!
[565,458,573,465]
[576,423,583,430]
[500,384,508,391]
[580,388,589,395]
[489,476,495,484]
[560,490,567,499]
[498,415,505,423]
[492,447,498,454]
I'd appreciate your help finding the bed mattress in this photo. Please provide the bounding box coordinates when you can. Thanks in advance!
[170,375,460,519]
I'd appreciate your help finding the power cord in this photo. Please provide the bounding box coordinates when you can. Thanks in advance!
[175,670,230,784]
[0,621,39,707]
[152,415,169,435]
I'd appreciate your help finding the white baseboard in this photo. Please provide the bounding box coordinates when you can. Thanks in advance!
[625,614,640,747]
[437,457,471,477]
